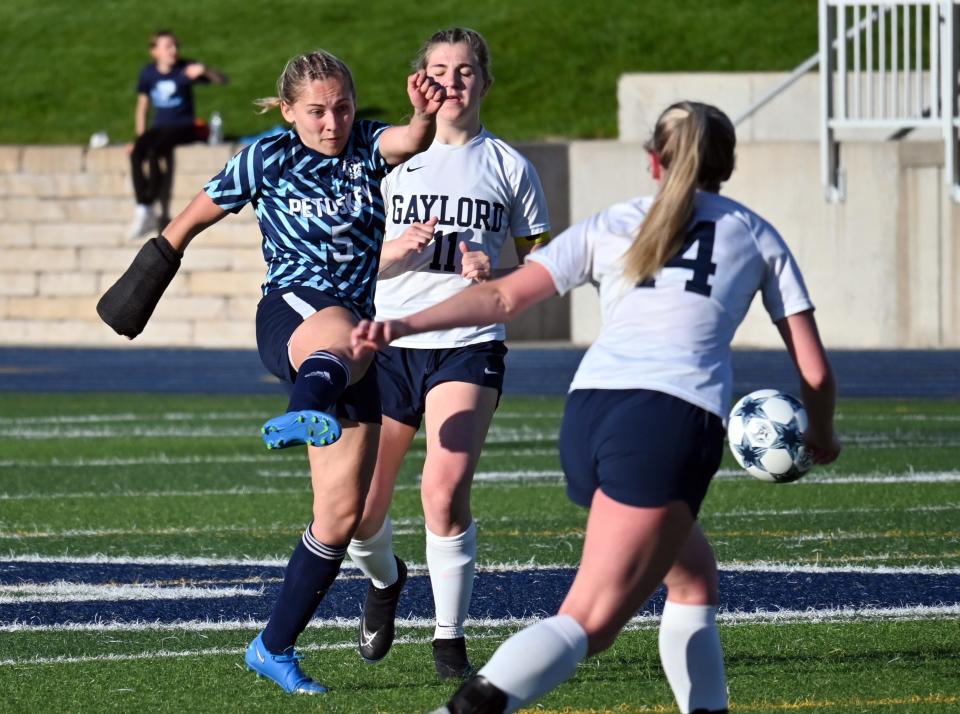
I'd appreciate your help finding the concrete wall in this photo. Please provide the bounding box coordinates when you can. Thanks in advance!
[1,120,956,349]
[566,139,959,348]
[618,72,942,143]
[0,142,570,348]
[0,144,261,348]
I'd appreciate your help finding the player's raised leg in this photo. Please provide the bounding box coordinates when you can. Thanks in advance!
[421,380,498,678]
[262,306,370,450]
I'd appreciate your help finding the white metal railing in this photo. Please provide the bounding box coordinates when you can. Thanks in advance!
[820,0,959,201]
[734,8,894,126]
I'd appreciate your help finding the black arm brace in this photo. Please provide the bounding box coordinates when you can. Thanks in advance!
[96,235,181,339]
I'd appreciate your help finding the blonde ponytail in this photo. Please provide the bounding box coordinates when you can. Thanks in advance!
[622,102,736,285]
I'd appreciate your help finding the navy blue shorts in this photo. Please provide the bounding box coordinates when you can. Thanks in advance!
[255,286,381,425]
[376,341,507,429]
[559,389,724,517]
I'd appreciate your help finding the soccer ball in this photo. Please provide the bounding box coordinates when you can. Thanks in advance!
[727,389,812,483]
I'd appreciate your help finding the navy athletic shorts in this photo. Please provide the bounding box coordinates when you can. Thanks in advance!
[376,340,508,429]
[255,286,381,425]
[559,389,724,517]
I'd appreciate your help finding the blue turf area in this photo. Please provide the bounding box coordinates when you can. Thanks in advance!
[1,346,958,397]
[4,561,959,626]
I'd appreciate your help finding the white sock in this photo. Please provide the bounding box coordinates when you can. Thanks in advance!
[425,521,476,640]
[478,614,588,713]
[135,203,153,217]
[347,517,398,590]
[658,601,728,714]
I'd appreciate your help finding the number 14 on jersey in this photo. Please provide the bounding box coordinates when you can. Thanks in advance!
[639,221,717,296]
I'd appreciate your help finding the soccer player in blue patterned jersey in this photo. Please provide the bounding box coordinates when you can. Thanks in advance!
[97,49,445,694]
[353,102,842,714]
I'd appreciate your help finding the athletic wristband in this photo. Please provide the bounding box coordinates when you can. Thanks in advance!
[96,235,182,339]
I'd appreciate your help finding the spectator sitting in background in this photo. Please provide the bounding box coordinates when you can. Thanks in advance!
[127,29,227,238]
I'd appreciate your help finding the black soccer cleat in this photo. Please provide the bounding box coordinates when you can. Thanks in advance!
[433,636,475,680]
[432,674,509,714]
[357,557,407,663]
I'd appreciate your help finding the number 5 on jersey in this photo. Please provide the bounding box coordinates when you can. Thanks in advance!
[331,224,354,263]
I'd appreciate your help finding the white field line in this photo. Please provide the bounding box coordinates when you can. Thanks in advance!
[711,530,960,543]
[0,525,424,540]
[7,426,960,448]
[835,413,960,422]
[2,523,957,545]
[5,553,960,576]
[10,430,960,449]
[801,472,960,484]
[4,470,959,503]
[0,582,261,604]
[711,470,960,484]
[0,425,561,441]
[2,605,958,650]
[706,503,960,518]
[0,410,561,426]
[0,524,301,540]
[0,426,260,439]
[257,469,564,481]
[0,454,302,469]
[4,409,959,427]
[0,447,559,471]
[0,633,434,666]
[0,411,266,426]
[0,487,309,502]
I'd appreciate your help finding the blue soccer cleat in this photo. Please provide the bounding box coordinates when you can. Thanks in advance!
[245,632,328,695]
[260,410,342,449]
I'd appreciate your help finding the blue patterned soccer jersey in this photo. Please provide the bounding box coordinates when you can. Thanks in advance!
[204,121,390,318]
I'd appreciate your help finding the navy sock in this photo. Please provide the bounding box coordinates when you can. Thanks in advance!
[287,351,351,414]
[261,524,347,653]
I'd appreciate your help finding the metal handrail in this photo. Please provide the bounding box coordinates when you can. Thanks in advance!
[734,5,892,126]
[818,0,959,201]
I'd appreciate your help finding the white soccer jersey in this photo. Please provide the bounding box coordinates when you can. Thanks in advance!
[375,128,550,347]
[527,191,813,418]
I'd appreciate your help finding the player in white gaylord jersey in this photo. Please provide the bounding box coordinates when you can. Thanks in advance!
[352,101,842,714]
[376,124,548,346]
[345,28,551,679]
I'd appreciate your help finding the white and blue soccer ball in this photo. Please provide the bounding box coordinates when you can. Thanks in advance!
[727,389,812,483]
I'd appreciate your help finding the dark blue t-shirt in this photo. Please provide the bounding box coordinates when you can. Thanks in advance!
[136,59,207,128]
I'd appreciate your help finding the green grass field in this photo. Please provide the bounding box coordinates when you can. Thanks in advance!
[0,1,818,144]
[1,392,958,712]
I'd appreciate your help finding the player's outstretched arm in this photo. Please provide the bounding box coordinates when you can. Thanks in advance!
[97,191,227,339]
[379,71,445,166]
[776,310,841,464]
[353,261,557,357]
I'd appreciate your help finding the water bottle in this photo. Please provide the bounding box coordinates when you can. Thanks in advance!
[208,112,224,145]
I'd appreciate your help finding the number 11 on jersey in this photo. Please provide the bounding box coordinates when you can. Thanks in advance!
[429,231,459,272]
